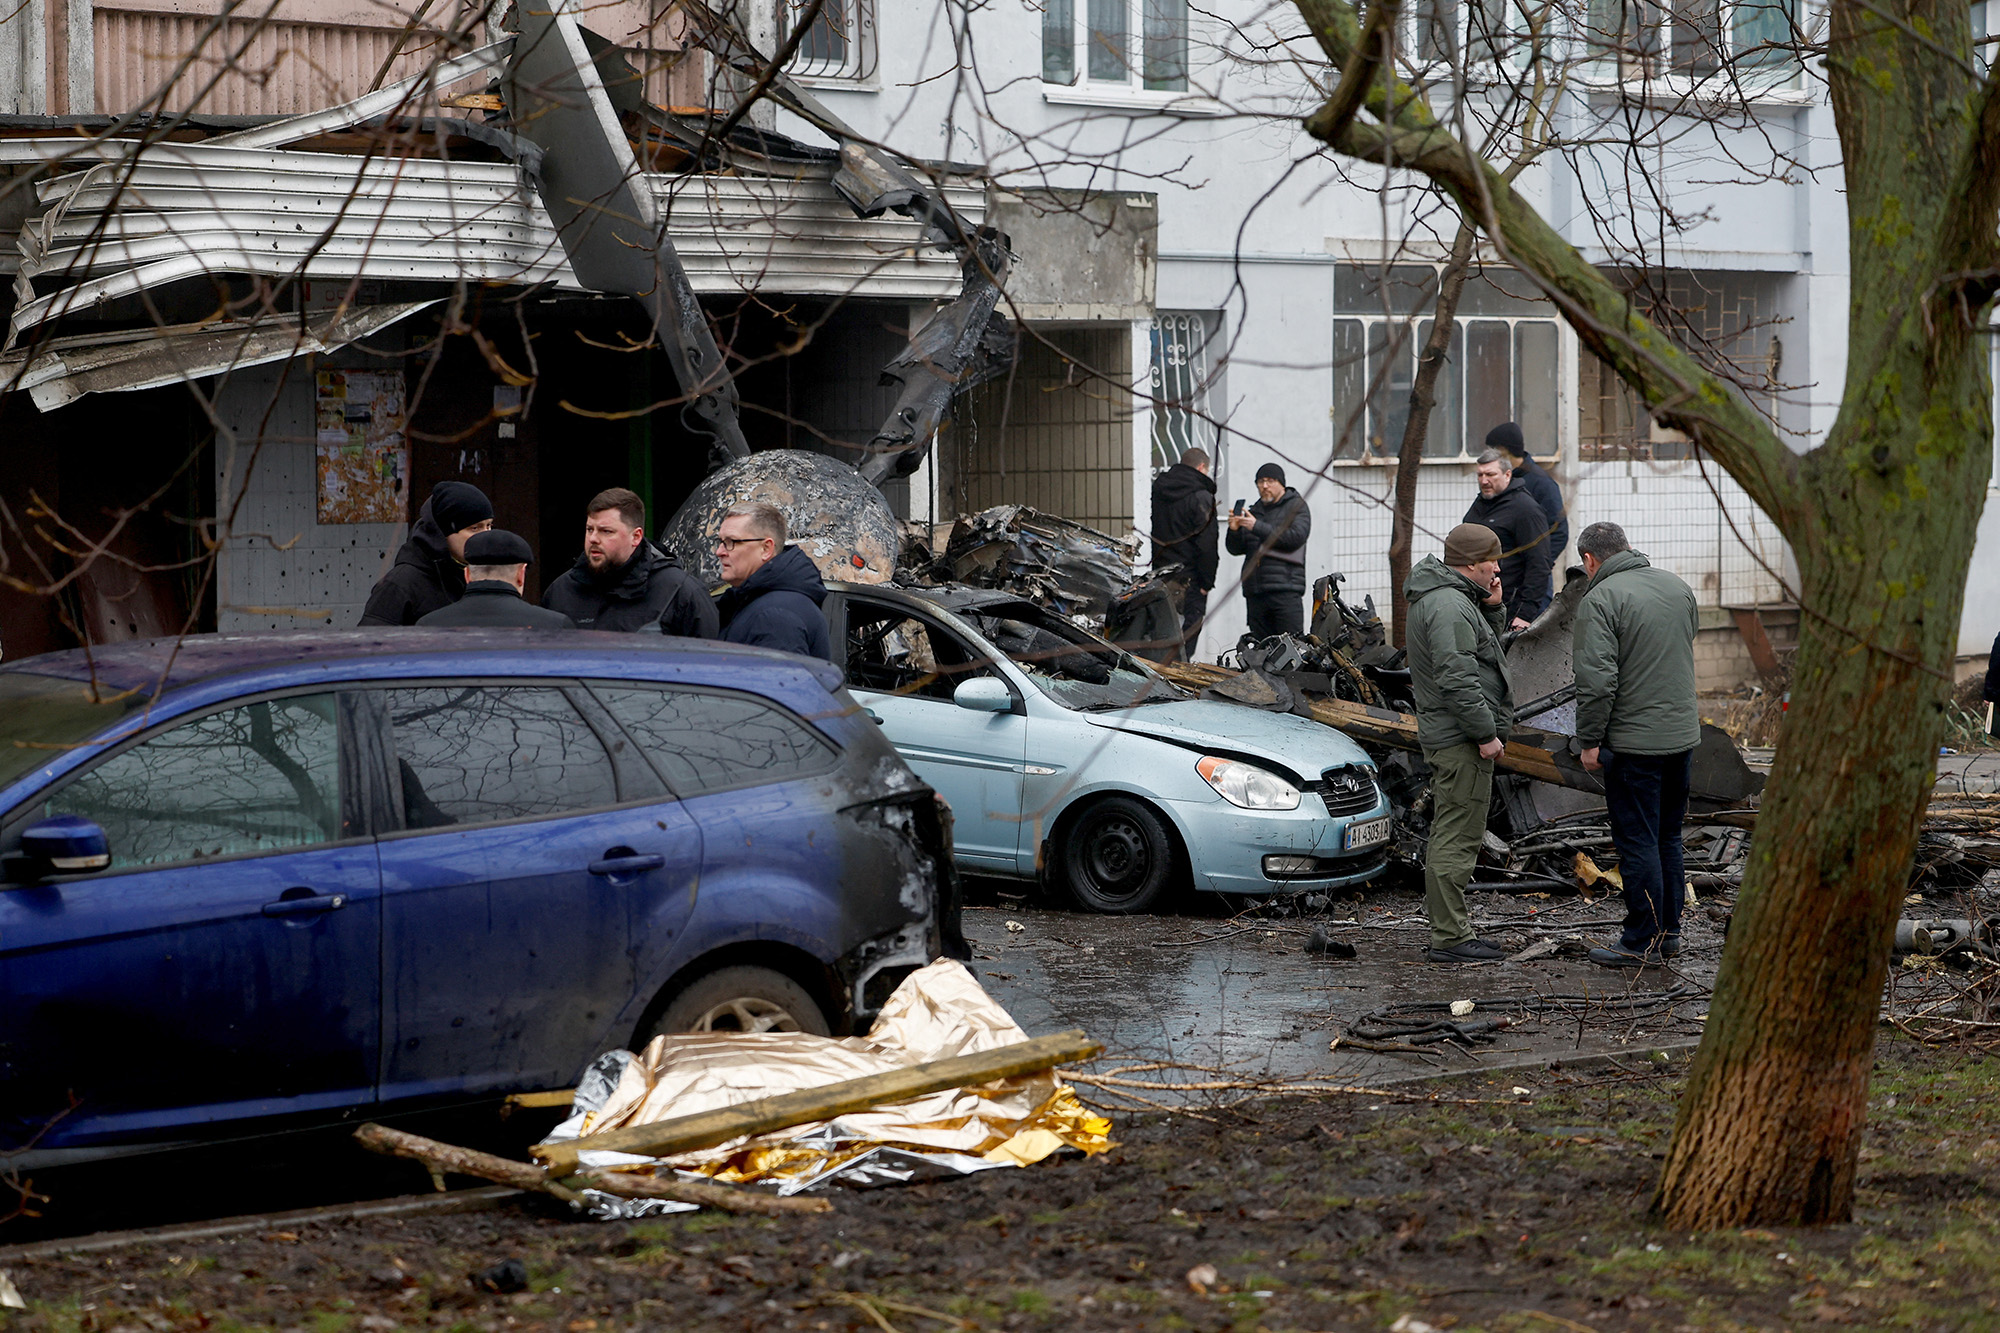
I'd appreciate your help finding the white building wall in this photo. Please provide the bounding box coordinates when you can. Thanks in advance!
[214,362,404,631]
[794,2,2000,670]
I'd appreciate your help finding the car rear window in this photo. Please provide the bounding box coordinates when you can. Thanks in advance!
[0,672,154,792]
[591,684,837,796]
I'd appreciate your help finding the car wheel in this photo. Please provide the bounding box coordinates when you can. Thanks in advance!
[642,966,831,1040]
[1059,796,1178,914]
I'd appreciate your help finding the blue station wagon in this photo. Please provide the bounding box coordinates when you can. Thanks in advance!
[0,631,959,1164]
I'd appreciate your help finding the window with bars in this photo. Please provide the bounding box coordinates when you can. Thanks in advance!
[1041,0,1189,92]
[1578,269,1785,461]
[783,0,877,81]
[1331,265,1561,462]
[1149,311,1222,470]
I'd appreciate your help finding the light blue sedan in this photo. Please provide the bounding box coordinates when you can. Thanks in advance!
[823,584,1391,913]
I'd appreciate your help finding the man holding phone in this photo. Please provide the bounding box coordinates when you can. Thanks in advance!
[1403,523,1515,963]
[1224,462,1312,638]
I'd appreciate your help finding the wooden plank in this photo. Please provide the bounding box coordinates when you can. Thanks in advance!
[1157,662,1600,793]
[531,1028,1102,1176]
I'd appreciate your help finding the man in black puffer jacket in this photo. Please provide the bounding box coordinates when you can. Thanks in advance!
[1462,449,1554,629]
[359,481,492,626]
[541,488,717,637]
[1150,447,1219,648]
[1224,462,1312,639]
[1486,421,1567,593]
[714,501,832,660]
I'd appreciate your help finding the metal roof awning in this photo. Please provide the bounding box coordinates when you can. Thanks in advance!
[0,301,438,410]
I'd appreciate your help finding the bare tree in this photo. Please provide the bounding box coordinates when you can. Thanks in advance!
[1296,0,2000,1227]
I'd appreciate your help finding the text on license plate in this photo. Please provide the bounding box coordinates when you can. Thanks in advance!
[1343,817,1391,850]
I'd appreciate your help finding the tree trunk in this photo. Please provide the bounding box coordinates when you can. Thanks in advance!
[1652,339,1990,1226]
[1649,0,1999,1228]
[1387,224,1478,647]
[1291,0,2000,1225]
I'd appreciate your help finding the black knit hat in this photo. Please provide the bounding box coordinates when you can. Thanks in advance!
[428,480,493,534]
[1484,421,1526,459]
[1254,462,1286,485]
[465,529,534,566]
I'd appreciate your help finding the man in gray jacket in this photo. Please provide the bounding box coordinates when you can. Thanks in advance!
[1571,521,1701,967]
[1403,523,1516,963]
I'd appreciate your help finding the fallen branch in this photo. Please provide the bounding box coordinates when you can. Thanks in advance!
[354,1124,831,1216]
[569,1171,832,1216]
[534,1028,1101,1175]
[355,1123,587,1206]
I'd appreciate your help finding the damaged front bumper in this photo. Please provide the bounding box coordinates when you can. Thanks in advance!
[835,791,968,1029]
[1168,791,1394,896]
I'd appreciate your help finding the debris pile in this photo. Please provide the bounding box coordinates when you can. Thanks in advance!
[353,961,1106,1218]
[1333,985,1705,1059]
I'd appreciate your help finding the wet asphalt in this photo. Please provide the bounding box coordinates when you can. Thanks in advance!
[962,879,1721,1094]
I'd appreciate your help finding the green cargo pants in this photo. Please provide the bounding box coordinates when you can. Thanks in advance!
[1422,742,1493,949]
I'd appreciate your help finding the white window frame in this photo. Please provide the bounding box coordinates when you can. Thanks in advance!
[1330,264,1567,466]
[1389,0,1809,100]
[780,0,877,86]
[1575,0,1809,97]
[1040,0,1224,113]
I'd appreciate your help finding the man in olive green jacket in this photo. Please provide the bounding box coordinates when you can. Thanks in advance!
[1571,521,1701,968]
[1404,524,1516,963]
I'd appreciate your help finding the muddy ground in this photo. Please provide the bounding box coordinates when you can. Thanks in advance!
[4,1037,1998,1333]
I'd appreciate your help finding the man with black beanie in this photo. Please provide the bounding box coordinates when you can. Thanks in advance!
[1224,462,1312,639]
[359,481,493,626]
[1463,449,1554,628]
[417,531,575,629]
[1486,421,1567,588]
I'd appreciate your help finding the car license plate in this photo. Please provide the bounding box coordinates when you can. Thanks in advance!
[1344,817,1390,850]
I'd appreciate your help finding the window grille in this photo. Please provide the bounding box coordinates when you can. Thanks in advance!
[1578,270,1786,462]
[1149,312,1220,470]
[783,0,877,81]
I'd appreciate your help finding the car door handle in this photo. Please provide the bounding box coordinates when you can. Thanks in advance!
[864,709,883,724]
[589,853,667,876]
[262,893,347,918]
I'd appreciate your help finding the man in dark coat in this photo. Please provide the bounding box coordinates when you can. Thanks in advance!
[359,481,493,626]
[1150,447,1219,649]
[713,502,833,660]
[417,531,576,629]
[541,487,719,638]
[1462,449,1554,629]
[1224,462,1312,639]
[1486,420,1568,581]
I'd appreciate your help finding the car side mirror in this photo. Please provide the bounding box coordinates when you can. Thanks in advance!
[953,677,1014,713]
[6,815,111,882]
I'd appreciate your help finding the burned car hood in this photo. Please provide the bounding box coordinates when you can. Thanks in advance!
[1077,700,1375,782]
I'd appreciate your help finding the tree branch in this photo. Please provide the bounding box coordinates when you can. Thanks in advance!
[1297,0,1807,532]
[1305,0,1398,147]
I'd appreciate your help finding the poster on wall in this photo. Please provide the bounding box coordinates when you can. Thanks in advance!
[315,370,408,524]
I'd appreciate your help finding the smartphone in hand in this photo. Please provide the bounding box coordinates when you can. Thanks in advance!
[1232,499,1246,515]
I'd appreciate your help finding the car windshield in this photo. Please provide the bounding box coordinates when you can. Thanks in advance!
[956,606,1186,711]
[0,672,155,792]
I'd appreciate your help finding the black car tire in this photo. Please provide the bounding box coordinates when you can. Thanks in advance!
[643,966,831,1039]
[1058,796,1178,914]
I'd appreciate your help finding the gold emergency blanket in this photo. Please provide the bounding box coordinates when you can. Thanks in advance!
[574,959,1110,1186]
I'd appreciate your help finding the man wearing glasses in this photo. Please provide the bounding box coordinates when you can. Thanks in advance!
[713,501,833,660]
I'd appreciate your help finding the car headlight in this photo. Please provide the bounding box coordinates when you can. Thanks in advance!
[1196,755,1301,810]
